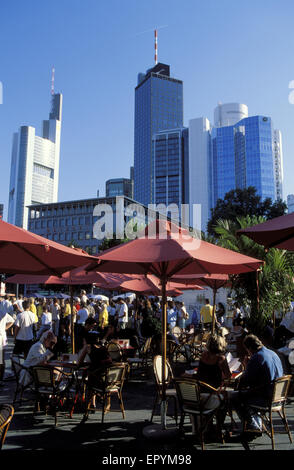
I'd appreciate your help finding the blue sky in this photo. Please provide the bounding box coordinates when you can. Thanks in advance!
[1,0,294,219]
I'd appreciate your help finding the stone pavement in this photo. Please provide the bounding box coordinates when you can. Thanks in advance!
[1,338,294,465]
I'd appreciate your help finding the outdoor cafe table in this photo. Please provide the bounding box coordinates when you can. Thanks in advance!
[46,359,90,417]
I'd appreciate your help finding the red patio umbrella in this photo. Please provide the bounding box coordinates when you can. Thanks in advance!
[87,219,263,430]
[237,212,294,250]
[0,219,96,275]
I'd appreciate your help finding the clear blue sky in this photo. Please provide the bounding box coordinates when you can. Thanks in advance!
[1,0,294,219]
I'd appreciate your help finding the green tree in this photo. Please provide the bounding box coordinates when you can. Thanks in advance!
[214,216,294,335]
[207,186,287,236]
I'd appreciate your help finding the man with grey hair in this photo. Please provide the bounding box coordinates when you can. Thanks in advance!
[19,330,57,387]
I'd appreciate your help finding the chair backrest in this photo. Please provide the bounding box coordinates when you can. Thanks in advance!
[0,404,14,450]
[272,375,292,405]
[32,366,56,388]
[153,355,173,386]
[174,378,200,408]
[105,363,127,390]
[107,342,123,361]
[141,337,152,355]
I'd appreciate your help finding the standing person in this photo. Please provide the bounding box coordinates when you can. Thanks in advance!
[107,300,116,326]
[273,304,294,348]
[200,298,214,330]
[191,305,201,330]
[98,301,109,333]
[13,300,37,358]
[76,301,89,351]
[36,305,52,339]
[178,301,189,330]
[216,302,226,326]
[167,301,177,330]
[0,308,14,385]
[80,290,88,304]
[51,298,61,337]
[117,298,128,331]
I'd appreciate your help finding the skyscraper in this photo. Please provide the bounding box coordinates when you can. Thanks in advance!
[152,127,189,221]
[8,93,62,229]
[189,103,281,232]
[134,63,183,206]
[273,129,283,200]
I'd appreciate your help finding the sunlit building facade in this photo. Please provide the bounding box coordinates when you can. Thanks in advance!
[8,94,62,229]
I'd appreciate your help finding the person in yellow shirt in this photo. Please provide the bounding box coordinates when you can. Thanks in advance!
[200,298,214,330]
[99,302,109,331]
[29,297,38,321]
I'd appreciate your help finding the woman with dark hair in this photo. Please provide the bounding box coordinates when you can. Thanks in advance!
[216,303,225,325]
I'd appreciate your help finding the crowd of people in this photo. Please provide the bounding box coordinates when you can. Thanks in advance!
[1,290,294,444]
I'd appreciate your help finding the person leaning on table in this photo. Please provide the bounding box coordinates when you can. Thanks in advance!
[227,334,284,441]
[19,330,57,387]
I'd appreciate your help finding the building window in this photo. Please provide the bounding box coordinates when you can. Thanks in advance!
[78,232,84,240]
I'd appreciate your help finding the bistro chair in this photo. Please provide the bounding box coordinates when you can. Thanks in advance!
[32,365,70,426]
[248,375,293,450]
[11,355,34,406]
[127,336,152,374]
[0,404,14,450]
[150,355,178,424]
[174,377,224,450]
[107,341,123,362]
[83,363,128,423]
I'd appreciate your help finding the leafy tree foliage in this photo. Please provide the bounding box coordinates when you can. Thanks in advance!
[214,216,294,335]
[207,186,287,236]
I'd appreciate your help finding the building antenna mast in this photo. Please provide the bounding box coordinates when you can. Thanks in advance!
[154,29,158,65]
[51,66,55,96]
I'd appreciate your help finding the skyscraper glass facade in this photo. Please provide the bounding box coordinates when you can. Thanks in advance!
[134,63,183,206]
[152,128,188,212]
[211,115,276,206]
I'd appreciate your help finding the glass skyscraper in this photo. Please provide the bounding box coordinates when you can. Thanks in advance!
[134,63,183,206]
[189,104,281,232]
[8,94,62,229]
[152,128,189,218]
[211,115,276,206]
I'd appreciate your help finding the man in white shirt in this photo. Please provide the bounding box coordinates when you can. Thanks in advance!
[13,299,37,358]
[117,298,128,330]
[19,330,57,387]
[80,290,88,304]
[0,309,14,383]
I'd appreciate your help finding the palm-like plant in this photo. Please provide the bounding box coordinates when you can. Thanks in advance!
[212,216,294,334]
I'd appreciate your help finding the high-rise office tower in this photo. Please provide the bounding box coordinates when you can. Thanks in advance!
[273,129,283,200]
[152,127,188,220]
[189,104,280,232]
[8,93,62,229]
[134,63,183,206]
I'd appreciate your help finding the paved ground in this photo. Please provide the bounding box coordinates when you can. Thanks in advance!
[1,338,294,464]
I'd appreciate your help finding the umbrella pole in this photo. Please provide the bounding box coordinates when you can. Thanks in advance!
[212,286,217,334]
[161,276,167,430]
[70,285,75,354]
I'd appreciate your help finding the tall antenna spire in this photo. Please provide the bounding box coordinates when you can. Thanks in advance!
[51,66,55,96]
[154,29,158,65]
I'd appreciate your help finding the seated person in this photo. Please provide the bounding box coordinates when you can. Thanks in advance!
[19,330,57,387]
[196,333,231,390]
[80,317,100,348]
[228,334,284,441]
